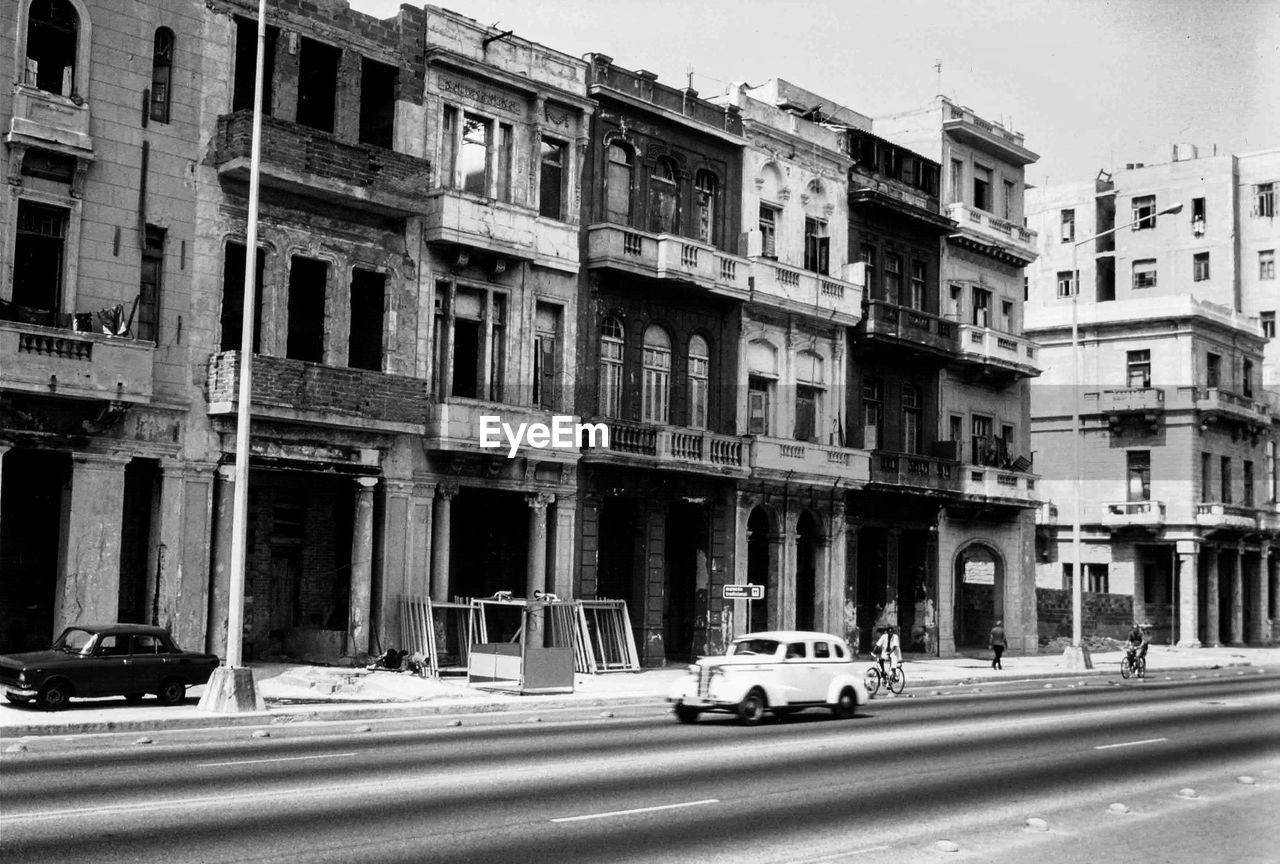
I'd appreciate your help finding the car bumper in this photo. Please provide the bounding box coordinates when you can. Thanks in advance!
[4,686,38,701]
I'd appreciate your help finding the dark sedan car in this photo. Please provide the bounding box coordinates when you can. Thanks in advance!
[0,623,221,710]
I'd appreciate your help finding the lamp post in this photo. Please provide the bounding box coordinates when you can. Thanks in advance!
[1062,201,1182,670]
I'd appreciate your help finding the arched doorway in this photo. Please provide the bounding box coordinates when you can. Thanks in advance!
[954,543,1003,649]
[795,511,819,631]
[746,507,773,632]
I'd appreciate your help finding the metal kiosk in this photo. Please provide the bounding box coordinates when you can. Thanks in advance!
[467,593,575,694]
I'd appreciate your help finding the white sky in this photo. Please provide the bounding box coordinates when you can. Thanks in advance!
[348,0,1280,187]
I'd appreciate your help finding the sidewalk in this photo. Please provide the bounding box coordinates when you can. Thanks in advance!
[2,645,1274,739]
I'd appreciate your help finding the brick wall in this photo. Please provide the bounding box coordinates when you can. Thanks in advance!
[1036,587,1134,641]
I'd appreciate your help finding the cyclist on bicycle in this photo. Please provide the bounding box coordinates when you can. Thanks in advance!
[1125,621,1149,668]
[871,625,903,677]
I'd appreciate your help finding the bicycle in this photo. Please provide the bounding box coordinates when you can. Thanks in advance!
[863,658,906,696]
[1120,647,1147,679]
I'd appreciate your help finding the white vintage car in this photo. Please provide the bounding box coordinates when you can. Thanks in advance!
[668,630,869,725]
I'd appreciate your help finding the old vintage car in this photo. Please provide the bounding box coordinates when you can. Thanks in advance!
[668,630,869,725]
[0,623,221,710]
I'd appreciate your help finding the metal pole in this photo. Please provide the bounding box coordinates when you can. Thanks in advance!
[1070,241,1083,652]
[226,0,269,669]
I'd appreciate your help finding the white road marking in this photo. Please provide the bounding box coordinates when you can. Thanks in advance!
[779,845,892,863]
[196,752,357,768]
[1094,737,1169,750]
[550,798,719,823]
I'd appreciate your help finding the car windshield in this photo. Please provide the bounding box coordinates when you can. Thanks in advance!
[731,638,780,657]
[52,628,95,655]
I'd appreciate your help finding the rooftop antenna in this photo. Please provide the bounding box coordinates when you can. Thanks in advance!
[934,60,942,96]
[687,65,695,90]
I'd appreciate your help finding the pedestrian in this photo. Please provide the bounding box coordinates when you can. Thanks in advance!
[989,620,1007,670]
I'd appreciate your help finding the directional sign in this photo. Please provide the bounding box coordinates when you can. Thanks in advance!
[722,584,764,600]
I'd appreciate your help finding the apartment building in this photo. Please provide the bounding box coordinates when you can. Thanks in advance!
[1025,147,1280,646]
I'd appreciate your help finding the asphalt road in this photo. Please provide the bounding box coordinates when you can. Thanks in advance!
[2,672,1278,864]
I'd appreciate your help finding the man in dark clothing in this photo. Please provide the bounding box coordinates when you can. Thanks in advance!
[988,620,1007,670]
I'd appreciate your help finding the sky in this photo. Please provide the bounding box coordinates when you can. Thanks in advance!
[347,0,1280,188]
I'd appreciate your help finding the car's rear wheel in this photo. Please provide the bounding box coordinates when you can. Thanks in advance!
[674,704,701,724]
[736,688,767,726]
[36,680,71,711]
[124,692,146,703]
[157,679,186,706]
[832,687,857,719]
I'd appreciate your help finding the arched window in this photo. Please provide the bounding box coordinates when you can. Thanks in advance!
[599,316,625,417]
[641,325,671,424]
[695,170,718,245]
[649,157,679,235]
[687,335,709,429]
[150,28,174,123]
[606,143,633,225]
[25,0,80,97]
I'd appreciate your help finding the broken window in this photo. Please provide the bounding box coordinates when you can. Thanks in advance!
[533,303,561,410]
[1243,359,1254,398]
[348,269,384,372]
[296,38,340,133]
[137,225,165,342]
[803,218,829,275]
[12,200,68,313]
[496,123,513,202]
[1220,456,1232,503]
[232,16,277,114]
[539,138,565,220]
[446,285,505,401]
[25,0,79,97]
[971,414,994,465]
[695,170,717,245]
[358,58,397,148]
[641,325,671,424]
[971,287,991,326]
[606,143,634,224]
[794,350,823,443]
[220,241,264,353]
[649,158,679,235]
[599,316,625,418]
[461,113,490,195]
[286,256,327,363]
[150,28,173,124]
[687,334,709,429]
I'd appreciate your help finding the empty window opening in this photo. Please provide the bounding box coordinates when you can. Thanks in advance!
[296,38,341,133]
[1243,358,1254,398]
[972,165,992,211]
[25,0,79,96]
[1126,451,1151,502]
[496,124,513,202]
[1060,209,1075,242]
[804,218,830,275]
[971,414,994,465]
[1220,456,1232,503]
[358,58,397,148]
[348,268,385,371]
[446,287,505,401]
[1132,195,1157,230]
[232,16,277,114]
[795,350,823,443]
[286,256,327,363]
[649,158,679,234]
[1057,270,1076,298]
[221,241,264,353]
[461,113,490,195]
[1243,460,1255,506]
[971,287,991,327]
[1206,352,1221,388]
[1003,179,1015,219]
[1191,197,1205,234]
[137,225,165,343]
[539,137,566,220]
[453,317,481,398]
[606,143,634,224]
[150,28,174,123]
[533,303,562,410]
[696,170,718,245]
[12,200,68,312]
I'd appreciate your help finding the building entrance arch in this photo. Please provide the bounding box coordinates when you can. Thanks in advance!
[953,542,1004,649]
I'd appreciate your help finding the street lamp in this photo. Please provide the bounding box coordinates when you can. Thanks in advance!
[1062,201,1182,670]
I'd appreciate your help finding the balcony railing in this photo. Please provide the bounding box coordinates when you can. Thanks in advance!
[207,351,429,433]
[584,225,748,298]
[746,259,864,326]
[956,324,1041,377]
[423,192,580,272]
[8,82,94,155]
[1,320,152,403]
[212,112,431,216]
[862,299,958,355]
[1171,386,1272,425]
[1194,502,1258,530]
[868,451,960,495]
[749,437,869,483]
[944,202,1038,262]
[1084,387,1166,415]
[583,419,748,473]
[959,465,1037,504]
[1101,500,1167,528]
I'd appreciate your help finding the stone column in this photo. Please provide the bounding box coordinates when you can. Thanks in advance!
[375,479,413,649]
[1204,547,1220,646]
[822,501,846,637]
[207,464,236,657]
[844,523,860,650]
[55,452,131,633]
[732,492,753,639]
[151,459,187,634]
[347,476,378,657]
[430,486,456,603]
[525,493,553,598]
[550,494,576,599]
[1249,548,1269,644]
[407,481,436,599]
[1176,543,1201,647]
[779,508,797,631]
[1229,544,1245,646]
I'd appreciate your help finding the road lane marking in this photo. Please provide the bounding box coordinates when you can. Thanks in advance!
[779,846,891,863]
[196,752,357,768]
[1094,737,1169,750]
[550,798,719,823]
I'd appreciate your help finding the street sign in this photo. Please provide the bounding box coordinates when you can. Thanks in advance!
[723,584,764,600]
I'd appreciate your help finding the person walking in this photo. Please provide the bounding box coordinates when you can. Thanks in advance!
[988,620,1007,670]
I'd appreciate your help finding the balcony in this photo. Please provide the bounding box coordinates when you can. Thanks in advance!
[958,465,1037,506]
[1172,386,1272,428]
[862,299,958,357]
[1101,500,1167,529]
[746,259,863,326]
[580,419,749,476]
[584,225,748,298]
[944,203,1038,265]
[211,112,431,217]
[955,324,1041,377]
[867,451,960,496]
[1035,501,1059,525]
[1085,387,1166,415]
[0,320,152,403]
[941,100,1037,166]
[426,399,580,463]
[1259,508,1280,534]
[424,192,580,274]
[1195,502,1258,531]
[7,82,94,157]
[749,437,869,485]
[207,351,430,434]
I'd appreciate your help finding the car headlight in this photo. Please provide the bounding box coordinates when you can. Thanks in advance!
[686,664,700,675]
[16,672,26,685]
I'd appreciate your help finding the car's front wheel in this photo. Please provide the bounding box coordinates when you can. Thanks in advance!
[674,704,701,724]
[831,687,858,720]
[36,680,71,711]
[736,687,767,726]
[157,679,186,706]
